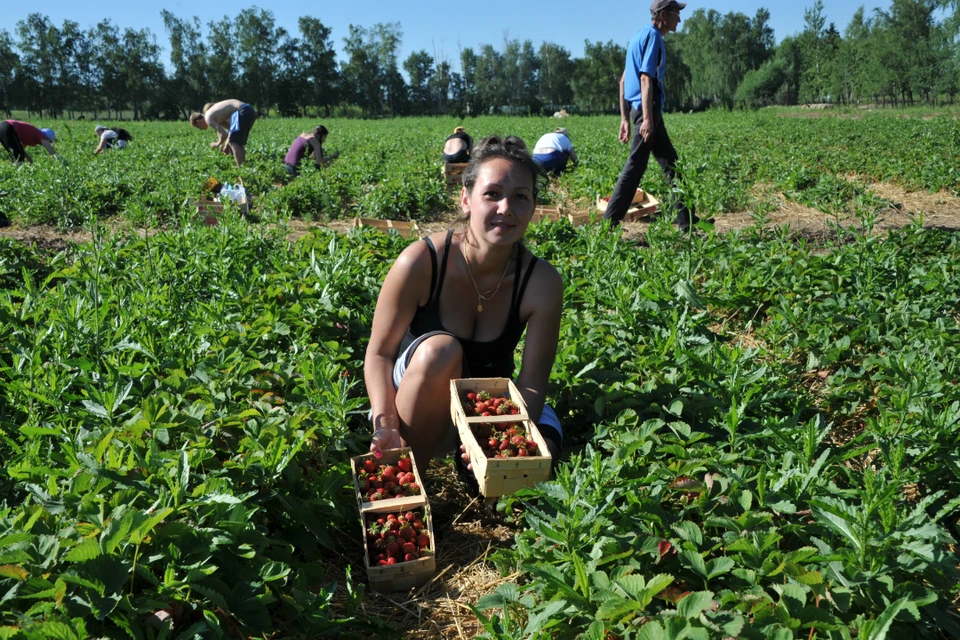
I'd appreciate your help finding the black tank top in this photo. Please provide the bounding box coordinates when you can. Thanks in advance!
[409,230,538,378]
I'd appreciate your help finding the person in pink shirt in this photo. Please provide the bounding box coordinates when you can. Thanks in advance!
[0,120,57,165]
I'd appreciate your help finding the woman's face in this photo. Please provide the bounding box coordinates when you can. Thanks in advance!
[461,157,535,247]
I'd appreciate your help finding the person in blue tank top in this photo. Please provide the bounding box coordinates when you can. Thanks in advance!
[603,0,706,231]
[365,136,565,472]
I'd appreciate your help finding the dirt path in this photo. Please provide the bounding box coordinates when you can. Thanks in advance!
[3,181,960,252]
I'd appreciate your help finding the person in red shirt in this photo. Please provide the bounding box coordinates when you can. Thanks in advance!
[0,120,58,165]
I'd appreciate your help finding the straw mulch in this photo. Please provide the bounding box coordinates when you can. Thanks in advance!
[328,458,525,638]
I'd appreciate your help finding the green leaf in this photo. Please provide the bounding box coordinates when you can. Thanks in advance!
[676,591,714,618]
[64,538,102,563]
[864,597,910,640]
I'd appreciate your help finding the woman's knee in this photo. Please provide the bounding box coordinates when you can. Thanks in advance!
[410,334,462,377]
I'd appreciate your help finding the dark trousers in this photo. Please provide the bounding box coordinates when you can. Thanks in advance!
[603,108,693,225]
[0,121,27,163]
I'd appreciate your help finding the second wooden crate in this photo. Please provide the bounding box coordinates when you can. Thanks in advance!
[361,503,437,592]
[443,162,469,187]
[449,378,551,498]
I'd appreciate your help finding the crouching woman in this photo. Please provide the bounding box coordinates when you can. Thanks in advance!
[364,136,564,473]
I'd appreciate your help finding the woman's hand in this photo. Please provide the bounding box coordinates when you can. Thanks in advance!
[459,444,473,471]
[370,413,401,458]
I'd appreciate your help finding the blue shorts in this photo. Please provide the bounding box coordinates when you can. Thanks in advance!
[394,330,563,444]
[533,150,569,176]
[228,104,257,146]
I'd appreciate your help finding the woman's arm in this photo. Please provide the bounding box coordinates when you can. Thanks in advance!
[94,136,106,154]
[515,262,564,424]
[40,140,57,157]
[308,138,324,167]
[364,241,433,454]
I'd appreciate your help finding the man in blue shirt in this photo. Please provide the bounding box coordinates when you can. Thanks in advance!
[604,0,702,230]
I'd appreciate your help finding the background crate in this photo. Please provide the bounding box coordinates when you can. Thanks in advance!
[353,217,421,238]
[596,190,659,221]
[449,378,550,498]
[443,162,469,187]
[533,206,563,224]
[350,447,429,512]
[361,504,437,592]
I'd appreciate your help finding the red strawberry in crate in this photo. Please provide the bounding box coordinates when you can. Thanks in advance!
[397,456,412,473]
[416,534,430,549]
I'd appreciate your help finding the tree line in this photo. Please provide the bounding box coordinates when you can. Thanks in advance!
[0,0,957,120]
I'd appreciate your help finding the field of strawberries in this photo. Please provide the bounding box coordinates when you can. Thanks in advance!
[1,109,958,228]
[1,110,960,638]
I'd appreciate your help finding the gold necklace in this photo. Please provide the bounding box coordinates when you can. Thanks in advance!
[460,238,511,312]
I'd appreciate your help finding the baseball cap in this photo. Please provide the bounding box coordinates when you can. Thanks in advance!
[651,0,686,13]
[95,124,107,133]
[40,128,55,142]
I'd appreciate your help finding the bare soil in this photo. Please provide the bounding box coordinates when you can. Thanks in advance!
[4,181,960,253]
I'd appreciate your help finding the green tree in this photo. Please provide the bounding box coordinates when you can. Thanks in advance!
[404,50,434,114]
[538,42,574,108]
[572,40,625,113]
[297,17,339,115]
[0,31,20,116]
[162,11,209,118]
[206,16,240,102]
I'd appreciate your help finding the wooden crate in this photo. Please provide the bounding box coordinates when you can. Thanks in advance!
[596,189,659,222]
[533,206,563,224]
[361,503,437,592]
[443,162,469,187]
[350,447,429,512]
[449,378,551,498]
[354,218,421,239]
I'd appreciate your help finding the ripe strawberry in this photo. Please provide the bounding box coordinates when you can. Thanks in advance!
[404,553,417,562]
[386,541,399,556]
[363,459,376,473]
[385,557,396,565]
[377,560,388,566]
[406,483,419,494]
[399,526,415,542]
[381,466,396,481]
[383,481,396,492]
[371,489,387,501]
[499,441,512,452]
[402,542,416,555]
[413,519,424,530]
[416,534,430,549]
[527,441,538,453]
[517,448,528,457]
[397,456,412,473]
[404,511,416,523]
[466,392,477,401]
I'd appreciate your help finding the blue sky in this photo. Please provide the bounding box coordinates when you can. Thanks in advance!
[2,0,892,69]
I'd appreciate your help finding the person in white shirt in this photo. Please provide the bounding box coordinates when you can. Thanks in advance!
[93,125,131,154]
[532,127,579,176]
